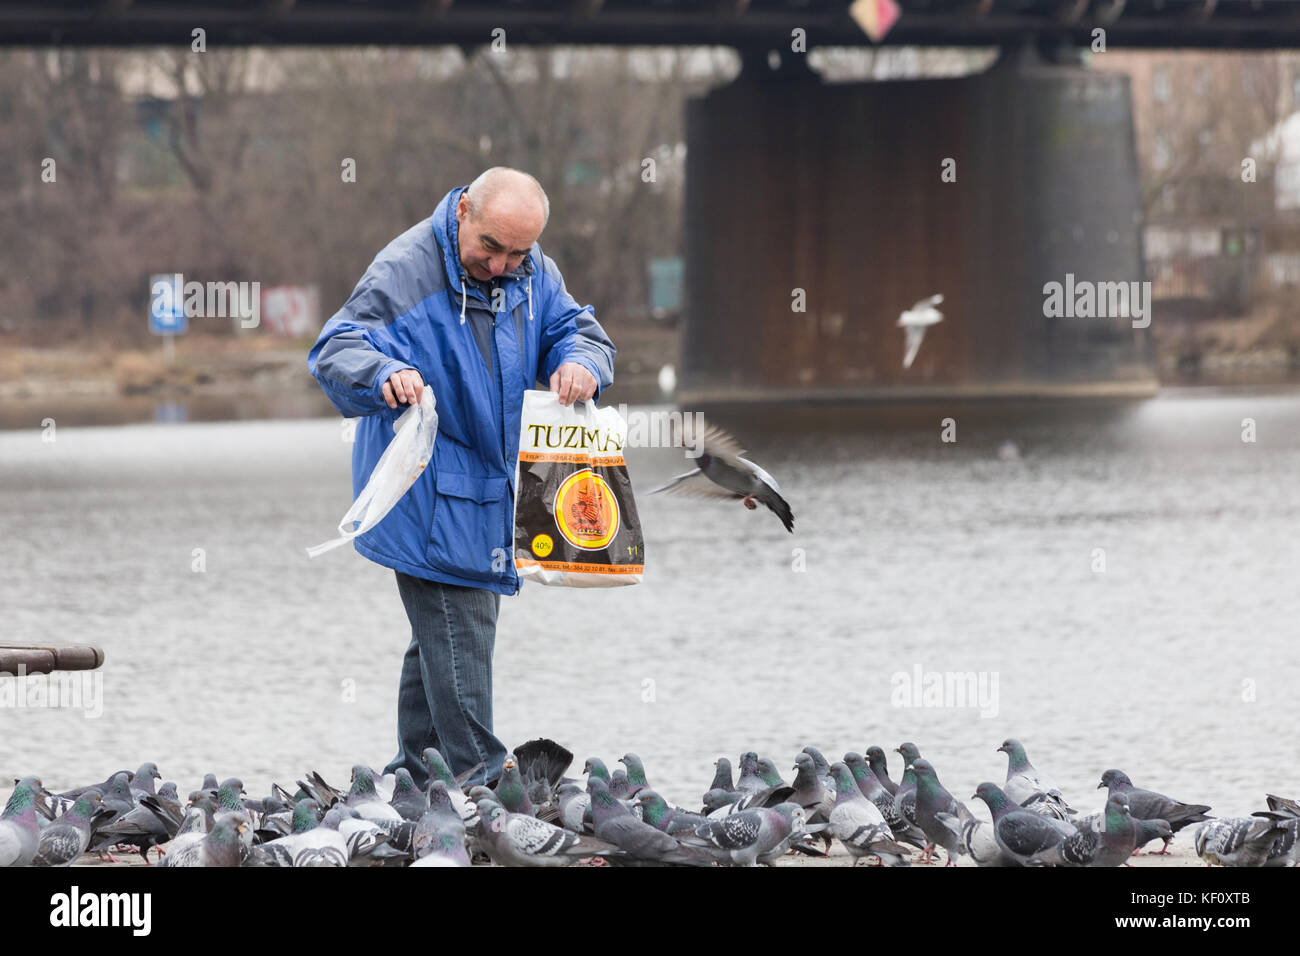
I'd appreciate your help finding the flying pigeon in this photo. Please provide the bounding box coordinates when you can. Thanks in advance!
[647,422,794,533]
[898,293,944,369]
[999,739,1074,819]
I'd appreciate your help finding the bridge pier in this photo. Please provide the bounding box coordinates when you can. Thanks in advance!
[679,48,1157,405]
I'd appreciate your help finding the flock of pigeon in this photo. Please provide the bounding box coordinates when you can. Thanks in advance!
[2,737,1296,867]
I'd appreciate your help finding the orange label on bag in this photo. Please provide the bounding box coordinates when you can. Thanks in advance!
[552,469,619,550]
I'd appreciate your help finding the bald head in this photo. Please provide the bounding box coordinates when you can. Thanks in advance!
[456,167,549,281]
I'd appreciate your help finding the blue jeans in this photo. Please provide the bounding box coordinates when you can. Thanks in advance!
[383,571,507,789]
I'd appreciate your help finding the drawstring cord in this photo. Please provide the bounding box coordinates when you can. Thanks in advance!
[460,271,530,324]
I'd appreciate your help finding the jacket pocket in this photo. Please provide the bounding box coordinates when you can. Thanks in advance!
[426,471,510,583]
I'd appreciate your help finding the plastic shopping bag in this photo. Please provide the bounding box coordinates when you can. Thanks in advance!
[306,388,438,557]
[513,389,644,587]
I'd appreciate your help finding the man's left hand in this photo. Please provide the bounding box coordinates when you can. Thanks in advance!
[550,362,597,406]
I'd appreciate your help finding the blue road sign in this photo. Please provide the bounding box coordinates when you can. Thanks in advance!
[149,273,188,335]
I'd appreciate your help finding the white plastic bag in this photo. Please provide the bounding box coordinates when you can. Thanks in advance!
[306,388,438,558]
[512,389,643,587]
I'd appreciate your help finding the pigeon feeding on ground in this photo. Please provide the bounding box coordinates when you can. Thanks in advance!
[1033,795,1138,867]
[973,782,1077,867]
[647,421,793,533]
[898,293,944,369]
[690,803,817,867]
[1098,769,1211,853]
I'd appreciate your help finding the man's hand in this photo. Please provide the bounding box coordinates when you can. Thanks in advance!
[550,362,597,406]
[382,368,425,409]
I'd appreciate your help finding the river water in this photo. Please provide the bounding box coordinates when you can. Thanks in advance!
[2,389,1297,819]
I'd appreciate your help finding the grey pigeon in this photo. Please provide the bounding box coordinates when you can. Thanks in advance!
[826,762,910,866]
[735,752,763,794]
[799,747,832,787]
[709,757,736,794]
[154,807,208,862]
[892,758,921,835]
[790,753,834,824]
[496,754,537,816]
[589,778,713,866]
[1033,795,1137,867]
[388,768,428,822]
[583,758,612,786]
[553,783,592,833]
[608,769,633,800]
[511,738,573,806]
[935,810,1017,867]
[422,748,476,826]
[648,421,794,532]
[910,758,971,866]
[1134,819,1175,855]
[412,784,470,867]
[1260,795,1300,867]
[1195,816,1288,867]
[999,739,1074,819]
[702,789,744,815]
[865,747,898,796]
[255,800,347,867]
[973,782,1076,867]
[844,752,924,848]
[477,799,616,866]
[91,787,178,863]
[128,762,161,799]
[57,770,132,801]
[690,803,814,867]
[1098,769,1210,849]
[619,753,651,798]
[159,811,251,867]
[33,791,104,867]
[1,776,46,867]
[410,820,471,868]
[635,790,710,838]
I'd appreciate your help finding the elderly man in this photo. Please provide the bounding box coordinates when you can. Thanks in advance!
[308,167,616,788]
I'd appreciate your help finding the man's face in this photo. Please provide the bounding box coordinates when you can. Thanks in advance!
[456,192,543,282]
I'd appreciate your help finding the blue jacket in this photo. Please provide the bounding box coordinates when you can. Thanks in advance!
[307,185,616,595]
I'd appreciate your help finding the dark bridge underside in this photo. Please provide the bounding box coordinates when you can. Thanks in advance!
[7,0,1300,49]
